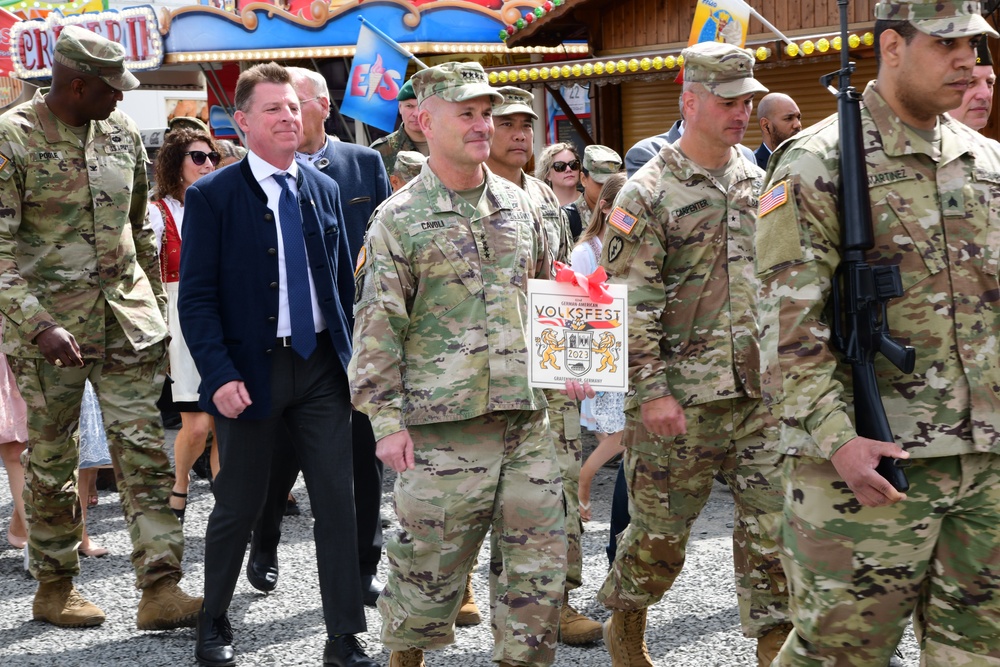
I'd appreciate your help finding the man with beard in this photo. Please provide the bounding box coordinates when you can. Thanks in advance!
[754,92,802,168]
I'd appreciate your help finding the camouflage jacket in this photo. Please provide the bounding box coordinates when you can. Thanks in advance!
[600,141,764,411]
[523,172,573,264]
[756,82,1000,459]
[349,163,551,440]
[369,127,426,176]
[0,89,165,359]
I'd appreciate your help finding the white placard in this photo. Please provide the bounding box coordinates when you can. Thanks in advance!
[527,279,628,392]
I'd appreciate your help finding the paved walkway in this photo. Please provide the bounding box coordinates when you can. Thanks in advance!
[0,430,918,666]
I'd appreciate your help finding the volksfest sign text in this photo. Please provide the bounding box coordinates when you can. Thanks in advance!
[10,6,163,81]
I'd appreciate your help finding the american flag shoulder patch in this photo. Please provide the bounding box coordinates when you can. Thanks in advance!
[758,180,789,217]
[608,206,638,235]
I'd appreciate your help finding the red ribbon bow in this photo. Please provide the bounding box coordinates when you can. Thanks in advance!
[553,261,615,304]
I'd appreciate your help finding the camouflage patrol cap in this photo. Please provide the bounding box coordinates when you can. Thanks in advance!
[493,86,538,119]
[167,116,210,134]
[874,1,999,38]
[583,144,622,184]
[54,25,139,92]
[397,79,416,102]
[392,150,426,182]
[681,41,768,99]
[411,62,503,105]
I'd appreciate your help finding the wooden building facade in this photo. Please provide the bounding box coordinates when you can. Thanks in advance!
[502,0,999,153]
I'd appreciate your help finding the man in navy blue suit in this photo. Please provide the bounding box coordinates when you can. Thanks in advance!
[179,62,377,667]
[245,66,391,607]
[754,92,802,169]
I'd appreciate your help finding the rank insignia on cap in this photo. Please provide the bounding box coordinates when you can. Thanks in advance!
[355,246,366,277]
[759,180,789,217]
[608,207,638,235]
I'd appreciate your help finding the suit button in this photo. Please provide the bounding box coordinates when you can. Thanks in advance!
[269,282,278,289]
[265,214,274,221]
[268,316,276,322]
[265,348,273,354]
[268,248,277,255]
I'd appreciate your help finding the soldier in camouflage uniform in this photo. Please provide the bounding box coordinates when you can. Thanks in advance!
[485,85,603,646]
[349,62,568,667]
[563,144,621,241]
[0,27,200,629]
[390,150,426,191]
[597,41,790,667]
[757,3,1000,665]
[370,79,429,176]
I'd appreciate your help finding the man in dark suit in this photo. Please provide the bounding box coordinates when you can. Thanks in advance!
[179,62,377,667]
[754,92,802,169]
[244,66,390,607]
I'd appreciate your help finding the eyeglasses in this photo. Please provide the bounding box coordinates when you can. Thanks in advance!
[299,96,321,105]
[185,150,221,167]
[552,160,581,173]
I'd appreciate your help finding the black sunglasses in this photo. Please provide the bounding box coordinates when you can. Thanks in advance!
[552,160,581,173]
[185,150,221,167]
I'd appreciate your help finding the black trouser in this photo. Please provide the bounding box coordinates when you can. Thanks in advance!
[203,337,365,635]
[256,410,383,579]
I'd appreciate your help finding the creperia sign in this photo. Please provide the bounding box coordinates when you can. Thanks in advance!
[10,5,162,81]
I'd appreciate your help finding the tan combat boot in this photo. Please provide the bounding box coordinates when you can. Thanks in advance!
[603,608,653,667]
[756,623,792,667]
[560,592,603,645]
[389,647,425,667]
[33,578,105,628]
[455,572,482,626]
[136,576,202,630]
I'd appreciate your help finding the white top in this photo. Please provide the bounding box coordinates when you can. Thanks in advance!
[247,151,327,338]
[570,237,601,276]
[145,195,183,252]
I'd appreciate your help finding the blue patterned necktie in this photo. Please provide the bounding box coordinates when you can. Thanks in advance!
[273,172,317,360]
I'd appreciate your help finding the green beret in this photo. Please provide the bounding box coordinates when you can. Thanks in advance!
[397,79,416,102]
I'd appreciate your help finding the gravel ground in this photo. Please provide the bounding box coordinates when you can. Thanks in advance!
[0,429,919,666]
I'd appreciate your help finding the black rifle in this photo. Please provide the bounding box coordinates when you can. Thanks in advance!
[823,0,915,492]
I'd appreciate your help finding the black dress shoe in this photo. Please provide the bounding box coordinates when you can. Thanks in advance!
[360,575,384,607]
[195,607,235,667]
[323,635,379,667]
[246,536,278,593]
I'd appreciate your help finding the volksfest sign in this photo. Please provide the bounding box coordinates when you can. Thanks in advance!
[10,5,163,81]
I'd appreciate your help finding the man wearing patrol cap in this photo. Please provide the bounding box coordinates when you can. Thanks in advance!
[0,25,201,629]
[370,78,429,175]
[757,2,1000,665]
[563,144,622,240]
[389,150,425,191]
[349,61,570,667]
[597,40,789,667]
[485,84,603,647]
[951,36,996,130]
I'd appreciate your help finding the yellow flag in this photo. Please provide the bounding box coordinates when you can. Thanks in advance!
[688,0,751,47]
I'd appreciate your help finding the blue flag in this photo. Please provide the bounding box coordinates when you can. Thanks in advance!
[341,21,409,133]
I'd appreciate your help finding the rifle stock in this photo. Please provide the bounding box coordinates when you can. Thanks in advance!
[824,0,915,492]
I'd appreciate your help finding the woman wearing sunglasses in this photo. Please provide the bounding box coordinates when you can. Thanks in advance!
[147,128,222,523]
[535,141,582,208]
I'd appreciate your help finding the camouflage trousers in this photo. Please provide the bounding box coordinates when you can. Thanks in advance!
[10,311,183,588]
[491,391,582,592]
[378,409,567,667]
[775,453,1000,667]
[598,397,789,638]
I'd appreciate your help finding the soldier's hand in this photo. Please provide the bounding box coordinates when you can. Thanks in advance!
[563,379,596,400]
[213,381,252,418]
[640,395,687,437]
[35,326,84,368]
[831,436,909,507]
[376,430,415,473]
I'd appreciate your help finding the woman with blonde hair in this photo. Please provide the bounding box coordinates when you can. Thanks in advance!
[535,141,582,207]
[571,173,628,523]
